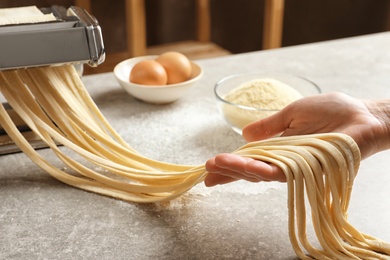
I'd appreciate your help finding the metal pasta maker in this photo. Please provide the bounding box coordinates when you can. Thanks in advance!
[0,5,106,155]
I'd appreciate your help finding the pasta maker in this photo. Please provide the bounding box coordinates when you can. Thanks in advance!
[0,5,106,154]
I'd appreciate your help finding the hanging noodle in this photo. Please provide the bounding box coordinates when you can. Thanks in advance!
[0,65,389,259]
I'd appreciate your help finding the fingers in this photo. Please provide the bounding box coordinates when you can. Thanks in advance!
[208,154,263,180]
[243,108,291,142]
[204,154,286,187]
[204,173,237,187]
[245,159,286,182]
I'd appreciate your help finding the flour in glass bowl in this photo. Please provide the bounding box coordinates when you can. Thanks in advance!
[222,78,303,131]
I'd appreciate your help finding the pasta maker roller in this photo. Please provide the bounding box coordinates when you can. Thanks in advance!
[0,5,106,154]
[0,5,105,70]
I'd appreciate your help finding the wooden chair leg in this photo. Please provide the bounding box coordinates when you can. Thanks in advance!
[262,0,285,50]
[196,0,211,43]
[125,0,147,57]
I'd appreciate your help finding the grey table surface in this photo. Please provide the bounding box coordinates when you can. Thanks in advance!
[1,32,390,260]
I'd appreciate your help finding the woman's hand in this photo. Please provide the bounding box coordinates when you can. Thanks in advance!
[205,153,286,186]
[205,92,390,187]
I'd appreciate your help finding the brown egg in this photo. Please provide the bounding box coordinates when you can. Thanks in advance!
[129,60,168,85]
[155,52,192,84]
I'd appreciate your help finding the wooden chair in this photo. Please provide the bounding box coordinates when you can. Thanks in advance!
[75,0,285,74]
[124,0,231,59]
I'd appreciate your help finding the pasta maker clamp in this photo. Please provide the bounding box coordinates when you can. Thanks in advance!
[0,5,106,154]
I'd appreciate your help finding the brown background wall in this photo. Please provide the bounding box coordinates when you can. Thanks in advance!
[1,0,390,56]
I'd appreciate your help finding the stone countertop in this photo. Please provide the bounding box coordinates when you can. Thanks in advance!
[1,32,390,260]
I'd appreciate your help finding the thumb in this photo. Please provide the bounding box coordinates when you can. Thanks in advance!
[242,109,291,142]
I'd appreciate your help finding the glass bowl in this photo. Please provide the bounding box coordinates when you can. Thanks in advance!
[214,72,321,134]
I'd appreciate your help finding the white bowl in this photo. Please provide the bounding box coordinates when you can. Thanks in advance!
[215,72,321,134]
[114,55,203,104]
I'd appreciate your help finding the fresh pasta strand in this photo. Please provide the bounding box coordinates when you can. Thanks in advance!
[1,65,389,259]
